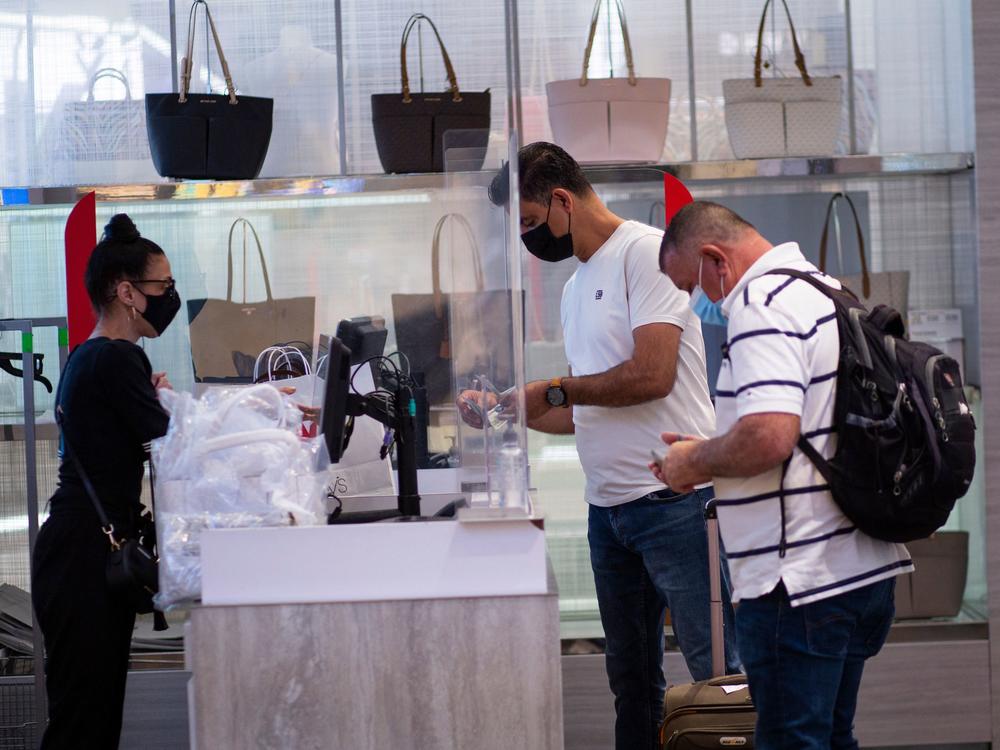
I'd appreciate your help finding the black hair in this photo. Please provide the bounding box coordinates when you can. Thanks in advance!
[659,201,756,269]
[84,214,165,312]
[488,142,593,207]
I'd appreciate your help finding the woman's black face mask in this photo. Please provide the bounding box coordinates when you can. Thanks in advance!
[135,282,181,336]
[521,198,574,263]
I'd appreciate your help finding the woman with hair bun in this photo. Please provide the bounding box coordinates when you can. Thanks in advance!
[31,214,180,749]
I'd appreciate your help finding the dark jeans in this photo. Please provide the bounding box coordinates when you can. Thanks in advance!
[736,578,896,750]
[32,505,136,750]
[588,486,741,750]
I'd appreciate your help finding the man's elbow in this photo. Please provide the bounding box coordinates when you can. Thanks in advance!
[757,430,798,469]
[646,369,677,400]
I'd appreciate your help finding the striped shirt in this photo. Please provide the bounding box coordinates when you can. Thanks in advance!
[714,242,913,606]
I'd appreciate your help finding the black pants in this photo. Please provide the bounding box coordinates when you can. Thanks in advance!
[31,506,136,750]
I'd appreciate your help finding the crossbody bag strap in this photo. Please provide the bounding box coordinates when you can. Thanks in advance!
[179,0,238,104]
[753,0,812,88]
[400,14,462,103]
[580,0,638,86]
[56,406,122,551]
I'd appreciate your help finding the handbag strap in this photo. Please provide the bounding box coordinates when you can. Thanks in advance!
[580,0,637,86]
[55,403,123,551]
[431,213,484,320]
[648,200,665,227]
[400,14,462,103]
[87,68,132,102]
[753,0,812,88]
[819,192,870,298]
[226,218,274,304]
[179,0,238,105]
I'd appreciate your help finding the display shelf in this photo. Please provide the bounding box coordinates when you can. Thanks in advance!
[0,153,974,209]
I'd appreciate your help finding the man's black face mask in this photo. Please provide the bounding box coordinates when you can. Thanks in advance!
[521,198,574,263]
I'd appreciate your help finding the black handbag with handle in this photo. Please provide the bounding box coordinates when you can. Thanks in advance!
[145,0,273,180]
[371,14,490,174]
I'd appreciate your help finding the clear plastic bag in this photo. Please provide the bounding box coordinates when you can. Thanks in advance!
[152,385,330,608]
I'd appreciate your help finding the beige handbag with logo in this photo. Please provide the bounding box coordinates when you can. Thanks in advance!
[819,192,910,316]
[723,0,842,159]
[186,218,316,382]
[546,0,670,164]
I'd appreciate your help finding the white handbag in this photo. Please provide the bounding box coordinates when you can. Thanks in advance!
[819,192,910,316]
[723,0,842,159]
[546,0,670,164]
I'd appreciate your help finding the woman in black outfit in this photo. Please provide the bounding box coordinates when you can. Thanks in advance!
[31,214,180,749]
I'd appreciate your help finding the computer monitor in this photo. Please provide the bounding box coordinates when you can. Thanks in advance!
[335,316,388,366]
[318,335,352,463]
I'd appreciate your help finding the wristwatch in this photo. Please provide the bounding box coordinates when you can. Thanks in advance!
[545,377,569,408]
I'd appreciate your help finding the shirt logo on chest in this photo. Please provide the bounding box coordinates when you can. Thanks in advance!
[594,289,603,300]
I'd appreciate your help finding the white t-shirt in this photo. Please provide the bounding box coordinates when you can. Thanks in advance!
[561,220,716,507]
[713,242,913,606]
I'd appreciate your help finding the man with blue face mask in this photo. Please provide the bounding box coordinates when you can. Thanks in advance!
[458,143,739,750]
[655,201,911,749]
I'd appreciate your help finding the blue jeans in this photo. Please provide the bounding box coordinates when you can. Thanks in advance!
[588,487,741,750]
[736,578,896,750]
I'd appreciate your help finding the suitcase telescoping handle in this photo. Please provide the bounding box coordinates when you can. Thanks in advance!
[706,499,726,679]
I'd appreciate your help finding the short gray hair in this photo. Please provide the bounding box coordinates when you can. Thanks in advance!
[659,201,756,267]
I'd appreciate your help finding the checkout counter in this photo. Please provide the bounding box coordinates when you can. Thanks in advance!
[162,310,563,748]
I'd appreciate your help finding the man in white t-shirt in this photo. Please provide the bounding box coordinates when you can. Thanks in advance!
[655,201,913,749]
[460,143,739,750]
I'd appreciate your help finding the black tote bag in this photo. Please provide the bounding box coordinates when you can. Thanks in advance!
[372,14,490,174]
[145,0,272,180]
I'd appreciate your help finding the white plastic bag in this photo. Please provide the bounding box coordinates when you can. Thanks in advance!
[152,385,329,608]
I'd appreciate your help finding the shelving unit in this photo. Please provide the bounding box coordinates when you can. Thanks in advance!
[0,152,974,208]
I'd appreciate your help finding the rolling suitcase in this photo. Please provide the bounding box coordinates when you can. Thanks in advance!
[660,500,756,748]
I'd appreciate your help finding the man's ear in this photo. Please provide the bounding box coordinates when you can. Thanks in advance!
[551,188,574,213]
[699,244,723,266]
[700,243,733,281]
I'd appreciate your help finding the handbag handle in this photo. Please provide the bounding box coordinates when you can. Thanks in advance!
[648,200,665,228]
[819,192,870,298]
[431,213,484,320]
[179,0,238,105]
[753,0,813,88]
[226,218,274,304]
[399,14,462,103]
[87,68,132,102]
[580,0,637,86]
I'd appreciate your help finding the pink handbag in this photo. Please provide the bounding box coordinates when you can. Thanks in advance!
[546,0,670,164]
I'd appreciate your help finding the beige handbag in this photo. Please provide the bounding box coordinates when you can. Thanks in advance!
[186,218,316,382]
[723,0,842,159]
[546,0,670,164]
[819,192,910,316]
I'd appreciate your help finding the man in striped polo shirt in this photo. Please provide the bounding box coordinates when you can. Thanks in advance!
[653,202,913,749]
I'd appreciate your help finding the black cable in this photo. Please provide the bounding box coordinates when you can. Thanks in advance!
[385,350,411,376]
[350,355,401,395]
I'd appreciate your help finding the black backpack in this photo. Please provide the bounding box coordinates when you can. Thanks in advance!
[767,269,976,543]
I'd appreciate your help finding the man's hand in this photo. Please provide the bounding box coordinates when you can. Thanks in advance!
[151,372,172,391]
[457,380,554,429]
[456,389,499,429]
[648,431,711,493]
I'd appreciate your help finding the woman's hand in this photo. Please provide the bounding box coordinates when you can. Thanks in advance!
[151,372,172,391]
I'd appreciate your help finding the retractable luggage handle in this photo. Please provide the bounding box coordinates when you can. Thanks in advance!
[705,498,726,679]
